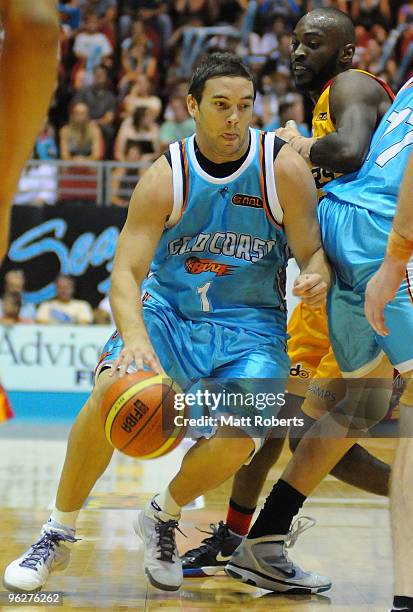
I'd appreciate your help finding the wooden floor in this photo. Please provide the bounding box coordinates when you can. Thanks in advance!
[0,422,396,611]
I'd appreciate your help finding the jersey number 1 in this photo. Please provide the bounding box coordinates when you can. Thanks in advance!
[197,282,212,312]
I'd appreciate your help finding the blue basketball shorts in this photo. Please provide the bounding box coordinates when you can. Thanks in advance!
[96,298,291,453]
[319,195,413,376]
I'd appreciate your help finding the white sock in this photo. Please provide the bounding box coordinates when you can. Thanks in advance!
[50,507,80,531]
[147,489,181,522]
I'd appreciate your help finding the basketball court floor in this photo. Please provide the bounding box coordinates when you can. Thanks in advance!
[0,420,395,611]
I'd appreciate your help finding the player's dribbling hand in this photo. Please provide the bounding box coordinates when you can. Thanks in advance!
[293,273,328,307]
[110,331,164,378]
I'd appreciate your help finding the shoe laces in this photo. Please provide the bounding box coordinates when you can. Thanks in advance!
[155,519,185,563]
[19,532,78,570]
[285,516,316,549]
[185,521,230,558]
[274,517,316,567]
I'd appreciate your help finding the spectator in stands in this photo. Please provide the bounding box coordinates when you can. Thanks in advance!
[36,274,93,325]
[35,119,58,160]
[160,94,195,149]
[0,270,36,320]
[120,73,162,119]
[73,12,113,87]
[0,292,34,325]
[114,106,160,161]
[73,65,117,153]
[111,142,145,207]
[14,163,58,206]
[93,294,114,325]
[265,93,310,136]
[60,102,103,161]
[351,0,391,30]
[119,20,158,90]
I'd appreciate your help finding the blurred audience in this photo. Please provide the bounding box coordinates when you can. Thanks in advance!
[8,0,413,207]
[111,142,145,206]
[0,270,36,320]
[60,102,103,161]
[160,95,195,149]
[36,274,93,325]
[0,292,34,325]
[73,64,117,153]
[114,106,160,161]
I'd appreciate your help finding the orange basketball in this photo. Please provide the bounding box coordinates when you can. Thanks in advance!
[101,370,186,459]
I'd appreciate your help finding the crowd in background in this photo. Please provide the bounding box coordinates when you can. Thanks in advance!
[3,1,413,173]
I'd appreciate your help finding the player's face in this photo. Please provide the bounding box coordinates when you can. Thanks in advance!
[188,76,254,163]
[291,18,341,94]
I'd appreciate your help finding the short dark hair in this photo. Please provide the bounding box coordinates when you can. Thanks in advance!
[188,52,256,104]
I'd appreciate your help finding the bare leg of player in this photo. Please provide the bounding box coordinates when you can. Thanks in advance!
[3,369,115,592]
[0,0,59,262]
[55,369,115,512]
[391,375,413,611]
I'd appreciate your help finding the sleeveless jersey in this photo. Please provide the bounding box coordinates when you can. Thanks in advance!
[142,128,289,338]
[311,69,394,196]
[324,76,413,217]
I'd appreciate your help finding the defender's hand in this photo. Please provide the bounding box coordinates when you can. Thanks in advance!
[293,273,328,307]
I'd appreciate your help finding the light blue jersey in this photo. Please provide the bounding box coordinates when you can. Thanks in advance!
[324,77,413,217]
[97,128,291,452]
[142,128,289,339]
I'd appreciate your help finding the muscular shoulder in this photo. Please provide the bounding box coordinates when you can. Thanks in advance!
[129,154,173,222]
[331,70,390,107]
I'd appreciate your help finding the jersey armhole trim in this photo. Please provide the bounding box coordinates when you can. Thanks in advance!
[263,131,284,227]
[165,141,188,228]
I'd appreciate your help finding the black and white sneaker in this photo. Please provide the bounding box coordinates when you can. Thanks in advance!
[225,517,332,594]
[182,522,242,577]
[134,505,183,591]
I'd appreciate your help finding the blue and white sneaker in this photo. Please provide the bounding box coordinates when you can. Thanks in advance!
[225,517,332,594]
[3,522,77,592]
[182,522,243,577]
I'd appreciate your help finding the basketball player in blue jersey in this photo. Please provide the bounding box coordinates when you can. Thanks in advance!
[3,52,332,594]
[182,7,396,580]
[365,149,413,612]
[225,79,413,602]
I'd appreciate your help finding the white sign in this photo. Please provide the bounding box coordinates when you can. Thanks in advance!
[0,324,113,392]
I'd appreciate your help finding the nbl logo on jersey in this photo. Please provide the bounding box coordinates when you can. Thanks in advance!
[185,256,236,276]
[231,193,263,209]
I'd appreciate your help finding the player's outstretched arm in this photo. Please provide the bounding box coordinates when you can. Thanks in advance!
[110,156,173,375]
[365,151,413,336]
[275,144,332,307]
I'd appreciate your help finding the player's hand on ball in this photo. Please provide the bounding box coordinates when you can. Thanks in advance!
[111,331,163,378]
[293,273,328,307]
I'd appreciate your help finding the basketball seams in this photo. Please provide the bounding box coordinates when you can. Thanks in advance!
[120,382,176,453]
[104,374,166,444]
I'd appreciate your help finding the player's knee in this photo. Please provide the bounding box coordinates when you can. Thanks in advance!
[331,383,393,432]
[90,370,113,410]
[6,2,59,44]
